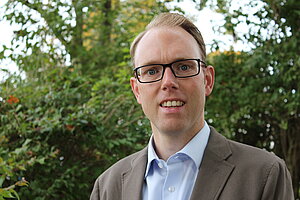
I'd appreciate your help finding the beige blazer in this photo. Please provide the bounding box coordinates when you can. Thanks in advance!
[90,127,294,200]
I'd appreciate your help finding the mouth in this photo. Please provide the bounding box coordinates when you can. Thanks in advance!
[160,100,185,108]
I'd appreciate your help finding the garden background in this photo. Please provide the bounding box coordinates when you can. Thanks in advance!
[0,0,299,199]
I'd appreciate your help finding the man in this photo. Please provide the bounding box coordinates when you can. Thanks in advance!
[90,13,294,200]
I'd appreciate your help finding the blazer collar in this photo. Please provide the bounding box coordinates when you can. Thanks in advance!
[122,147,148,200]
[190,126,235,200]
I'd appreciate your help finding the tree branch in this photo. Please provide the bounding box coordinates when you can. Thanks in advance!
[16,0,70,51]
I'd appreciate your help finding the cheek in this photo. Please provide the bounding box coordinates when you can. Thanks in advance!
[136,85,148,104]
[139,88,155,108]
[140,95,156,120]
[189,82,206,107]
[137,96,142,104]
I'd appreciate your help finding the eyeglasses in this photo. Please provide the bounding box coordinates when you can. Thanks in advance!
[133,59,206,83]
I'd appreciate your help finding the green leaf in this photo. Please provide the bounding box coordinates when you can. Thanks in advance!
[0,189,14,198]
[9,189,20,200]
[0,175,5,187]
[37,157,45,165]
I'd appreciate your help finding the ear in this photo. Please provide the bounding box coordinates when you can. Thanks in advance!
[130,77,142,104]
[204,65,215,96]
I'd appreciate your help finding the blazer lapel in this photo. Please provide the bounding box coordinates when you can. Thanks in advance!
[190,127,235,200]
[122,147,148,200]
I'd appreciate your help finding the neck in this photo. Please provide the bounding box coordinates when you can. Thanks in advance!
[151,122,204,161]
[152,134,186,160]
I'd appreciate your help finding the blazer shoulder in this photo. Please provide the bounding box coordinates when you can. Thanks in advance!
[90,147,147,200]
[208,126,287,176]
[226,138,294,199]
[223,134,290,186]
[206,127,294,199]
[227,138,284,165]
[99,147,147,181]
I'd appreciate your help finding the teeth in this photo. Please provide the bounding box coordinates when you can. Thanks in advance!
[161,101,184,107]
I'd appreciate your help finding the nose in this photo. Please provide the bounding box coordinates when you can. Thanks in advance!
[161,67,179,90]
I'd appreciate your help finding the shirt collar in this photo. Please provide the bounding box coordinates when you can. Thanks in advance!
[144,135,159,178]
[144,121,210,178]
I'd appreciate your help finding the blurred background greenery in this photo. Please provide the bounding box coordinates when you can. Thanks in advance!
[0,0,299,199]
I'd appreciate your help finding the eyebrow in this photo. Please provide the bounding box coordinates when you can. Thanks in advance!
[139,57,189,66]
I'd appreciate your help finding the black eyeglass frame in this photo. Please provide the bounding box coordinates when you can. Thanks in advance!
[133,58,207,83]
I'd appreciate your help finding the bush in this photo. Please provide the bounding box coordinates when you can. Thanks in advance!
[0,64,150,199]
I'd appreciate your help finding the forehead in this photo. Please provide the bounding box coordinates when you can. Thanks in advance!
[134,27,201,66]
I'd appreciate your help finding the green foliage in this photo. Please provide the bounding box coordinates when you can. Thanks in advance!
[0,0,171,78]
[1,65,151,199]
[0,177,28,200]
[0,119,31,199]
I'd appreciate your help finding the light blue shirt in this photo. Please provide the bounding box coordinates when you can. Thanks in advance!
[143,121,210,200]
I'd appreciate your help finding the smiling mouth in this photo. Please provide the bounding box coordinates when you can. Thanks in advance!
[160,100,185,107]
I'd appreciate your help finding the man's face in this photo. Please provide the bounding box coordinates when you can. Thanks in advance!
[131,27,214,138]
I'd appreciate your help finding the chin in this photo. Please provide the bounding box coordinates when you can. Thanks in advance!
[159,125,186,135]
[151,120,188,135]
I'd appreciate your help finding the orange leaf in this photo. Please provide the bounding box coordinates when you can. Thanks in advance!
[65,124,75,131]
[7,95,20,104]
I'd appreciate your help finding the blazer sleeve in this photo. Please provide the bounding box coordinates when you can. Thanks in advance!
[261,159,294,200]
[90,177,101,200]
[89,165,124,200]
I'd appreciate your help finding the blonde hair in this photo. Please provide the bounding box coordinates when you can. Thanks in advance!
[130,13,206,67]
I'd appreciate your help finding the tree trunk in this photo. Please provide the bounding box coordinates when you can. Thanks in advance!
[70,0,84,66]
[99,0,112,47]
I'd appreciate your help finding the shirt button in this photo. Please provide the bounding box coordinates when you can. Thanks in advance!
[158,162,163,168]
[168,186,175,192]
[158,163,164,169]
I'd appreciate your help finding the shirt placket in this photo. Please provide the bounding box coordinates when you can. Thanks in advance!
[163,158,181,200]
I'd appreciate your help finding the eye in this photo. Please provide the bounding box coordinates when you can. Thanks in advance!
[147,68,157,75]
[141,66,161,76]
[179,64,190,71]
